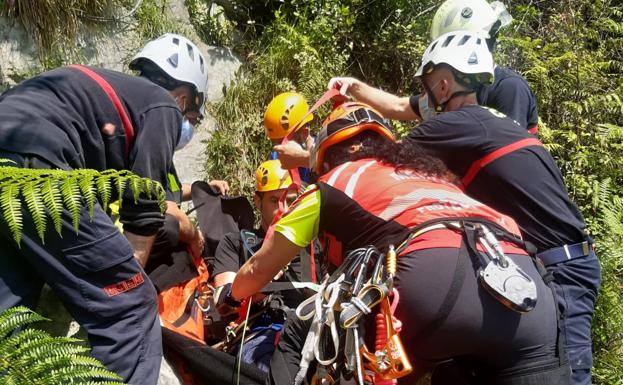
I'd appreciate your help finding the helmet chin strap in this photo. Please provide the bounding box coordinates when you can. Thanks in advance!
[422,80,475,113]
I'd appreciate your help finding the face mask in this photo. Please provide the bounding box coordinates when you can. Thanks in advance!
[418,80,442,121]
[418,93,437,122]
[176,119,194,151]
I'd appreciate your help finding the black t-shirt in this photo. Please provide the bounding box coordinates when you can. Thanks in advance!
[0,66,182,234]
[409,66,539,131]
[404,105,586,252]
[477,66,539,130]
[213,228,320,308]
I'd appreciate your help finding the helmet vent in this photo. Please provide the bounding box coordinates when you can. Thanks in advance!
[442,34,455,47]
[468,51,478,64]
[187,44,194,60]
[167,53,179,68]
[199,56,205,73]
[458,35,471,46]
[172,37,180,45]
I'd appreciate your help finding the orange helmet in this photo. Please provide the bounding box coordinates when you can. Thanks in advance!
[263,92,314,140]
[310,102,395,174]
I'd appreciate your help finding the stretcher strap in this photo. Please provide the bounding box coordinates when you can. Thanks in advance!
[69,64,135,163]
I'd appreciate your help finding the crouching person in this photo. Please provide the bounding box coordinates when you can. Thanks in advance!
[213,159,321,372]
[230,103,570,384]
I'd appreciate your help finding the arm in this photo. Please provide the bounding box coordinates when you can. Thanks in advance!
[125,232,156,267]
[119,106,181,262]
[328,77,419,121]
[232,187,321,299]
[232,232,302,299]
[165,201,204,258]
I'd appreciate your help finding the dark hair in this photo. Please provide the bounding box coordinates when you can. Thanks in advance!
[132,59,190,92]
[322,132,457,183]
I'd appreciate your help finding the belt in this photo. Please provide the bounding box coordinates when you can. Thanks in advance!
[536,241,591,266]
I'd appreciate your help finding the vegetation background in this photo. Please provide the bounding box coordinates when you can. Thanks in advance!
[1,0,622,383]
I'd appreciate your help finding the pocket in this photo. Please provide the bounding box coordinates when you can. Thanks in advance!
[62,230,134,274]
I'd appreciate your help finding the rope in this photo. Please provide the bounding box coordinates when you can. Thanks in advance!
[235,296,252,385]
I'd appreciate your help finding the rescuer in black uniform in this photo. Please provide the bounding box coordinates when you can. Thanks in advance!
[0,33,209,385]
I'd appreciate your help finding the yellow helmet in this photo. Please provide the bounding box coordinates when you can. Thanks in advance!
[263,92,314,140]
[255,159,293,192]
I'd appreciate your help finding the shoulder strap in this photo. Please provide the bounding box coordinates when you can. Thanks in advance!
[461,138,543,189]
[69,64,135,163]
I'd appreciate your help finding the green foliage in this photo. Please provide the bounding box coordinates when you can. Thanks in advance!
[205,0,438,195]
[133,0,191,40]
[0,167,166,246]
[0,306,124,385]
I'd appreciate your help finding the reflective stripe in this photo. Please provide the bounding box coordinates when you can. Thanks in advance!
[461,138,543,188]
[377,189,482,221]
[326,162,350,187]
[344,160,375,197]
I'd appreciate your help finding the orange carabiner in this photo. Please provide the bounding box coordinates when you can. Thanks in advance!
[360,298,413,380]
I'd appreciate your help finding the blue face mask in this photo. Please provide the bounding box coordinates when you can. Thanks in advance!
[175,119,194,151]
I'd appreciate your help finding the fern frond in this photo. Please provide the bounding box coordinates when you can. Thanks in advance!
[0,184,23,245]
[95,174,111,212]
[0,306,46,340]
[21,181,47,242]
[141,177,154,200]
[0,307,124,385]
[60,176,82,233]
[129,176,140,204]
[40,179,63,235]
[115,176,126,208]
[78,171,96,219]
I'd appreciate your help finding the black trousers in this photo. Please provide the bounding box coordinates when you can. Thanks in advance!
[267,248,570,385]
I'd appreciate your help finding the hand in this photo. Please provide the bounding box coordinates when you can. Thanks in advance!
[273,141,310,169]
[327,76,359,96]
[189,227,205,259]
[216,283,241,316]
[209,179,230,195]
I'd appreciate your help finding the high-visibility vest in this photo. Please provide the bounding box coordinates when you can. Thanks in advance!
[317,159,526,266]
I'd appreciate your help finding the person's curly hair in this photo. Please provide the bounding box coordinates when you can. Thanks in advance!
[322,131,457,184]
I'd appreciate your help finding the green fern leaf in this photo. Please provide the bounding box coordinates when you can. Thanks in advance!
[78,171,96,219]
[60,177,82,233]
[141,177,154,200]
[21,181,47,242]
[129,176,140,204]
[40,179,63,235]
[115,176,126,208]
[0,184,23,245]
[95,174,111,212]
[0,307,46,341]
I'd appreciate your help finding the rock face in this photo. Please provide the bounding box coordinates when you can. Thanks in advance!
[4,1,241,384]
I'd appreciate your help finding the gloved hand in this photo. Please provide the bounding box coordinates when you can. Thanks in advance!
[215,283,241,316]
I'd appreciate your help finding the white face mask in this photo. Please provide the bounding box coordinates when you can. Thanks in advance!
[418,80,442,122]
[175,119,194,151]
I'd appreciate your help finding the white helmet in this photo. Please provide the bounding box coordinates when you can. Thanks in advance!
[130,33,208,114]
[430,0,513,40]
[415,30,494,85]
